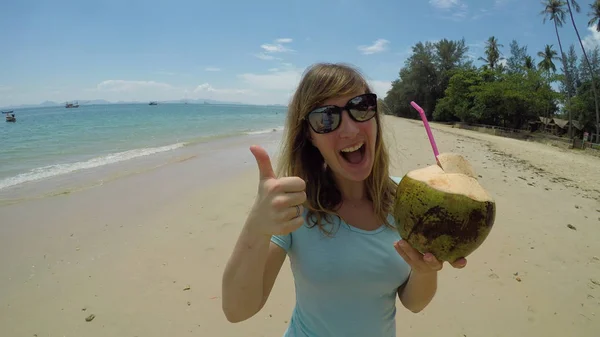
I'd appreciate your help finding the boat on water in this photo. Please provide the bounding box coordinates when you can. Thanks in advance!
[149,101,158,105]
[65,101,79,108]
[2,111,15,122]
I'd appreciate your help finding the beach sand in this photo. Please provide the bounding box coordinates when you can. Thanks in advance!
[1,115,599,337]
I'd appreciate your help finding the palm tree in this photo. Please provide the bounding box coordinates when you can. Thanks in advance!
[564,0,599,143]
[524,56,536,70]
[538,44,560,74]
[589,1,600,32]
[538,44,561,128]
[478,36,504,70]
[541,0,574,138]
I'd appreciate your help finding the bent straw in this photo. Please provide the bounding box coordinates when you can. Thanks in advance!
[410,101,440,163]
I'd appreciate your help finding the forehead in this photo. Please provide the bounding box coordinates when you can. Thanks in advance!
[321,91,365,107]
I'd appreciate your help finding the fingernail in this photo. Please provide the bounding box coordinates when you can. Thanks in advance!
[398,240,405,246]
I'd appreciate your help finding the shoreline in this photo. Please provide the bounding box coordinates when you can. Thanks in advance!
[0,129,284,205]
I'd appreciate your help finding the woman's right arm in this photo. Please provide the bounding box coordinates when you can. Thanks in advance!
[221,217,287,323]
[221,145,304,322]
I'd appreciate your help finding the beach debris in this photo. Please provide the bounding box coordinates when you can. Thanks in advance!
[513,272,519,276]
[567,224,577,231]
[85,314,95,322]
[592,256,599,262]
[575,205,580,209]
[183,285,191,291]
[515,277,522,282]
[82,307,87,311]
[187,301,191,306]
[590,279,600,288]
[488,273,499,279]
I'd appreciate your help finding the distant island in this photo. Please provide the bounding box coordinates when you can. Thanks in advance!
[0,99,287,110]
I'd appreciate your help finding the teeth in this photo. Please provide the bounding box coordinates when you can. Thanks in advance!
[340,142,364,153]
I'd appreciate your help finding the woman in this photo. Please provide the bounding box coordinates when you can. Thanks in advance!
[221,63,467,337]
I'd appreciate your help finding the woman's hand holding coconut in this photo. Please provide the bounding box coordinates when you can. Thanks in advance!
[394,240,468,274]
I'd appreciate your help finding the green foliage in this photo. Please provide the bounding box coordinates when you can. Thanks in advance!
[383,1,600,138]
[384,36,560,130]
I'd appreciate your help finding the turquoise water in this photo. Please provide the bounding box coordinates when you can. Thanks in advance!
[0,103,287,190]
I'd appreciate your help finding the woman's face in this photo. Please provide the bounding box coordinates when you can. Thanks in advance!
[308,91,378,182]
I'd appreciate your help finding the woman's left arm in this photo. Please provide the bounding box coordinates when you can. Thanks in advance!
[397,270,437,313]
[394,240,467,313]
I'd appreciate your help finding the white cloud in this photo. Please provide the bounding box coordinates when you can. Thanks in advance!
[358,39,390,55]
[192,83,254,97]
[255,38,295,60]
[429,0,468,20]
[238,68,303,91]
[260,43,294,53]
[429,0,461,9]
[204,67,221,72]
[369,80,392,99]
[582,26,600,52]
[254,53,280,61]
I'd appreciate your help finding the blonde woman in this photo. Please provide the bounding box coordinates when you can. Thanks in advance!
[222,63,467,337]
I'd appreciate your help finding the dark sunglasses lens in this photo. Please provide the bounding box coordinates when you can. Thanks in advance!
[348,94,377,121]
[308,107,340,133]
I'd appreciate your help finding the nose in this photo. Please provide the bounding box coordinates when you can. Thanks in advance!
[338,109,359,138]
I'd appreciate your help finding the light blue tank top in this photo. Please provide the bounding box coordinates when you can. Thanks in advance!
[270,176,411,337]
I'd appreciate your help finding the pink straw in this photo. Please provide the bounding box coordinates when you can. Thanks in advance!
[410,101,440,162]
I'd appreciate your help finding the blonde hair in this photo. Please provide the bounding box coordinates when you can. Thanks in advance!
[275,63,397,234]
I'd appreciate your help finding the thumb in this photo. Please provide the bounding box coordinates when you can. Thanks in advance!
[250,145,276,180]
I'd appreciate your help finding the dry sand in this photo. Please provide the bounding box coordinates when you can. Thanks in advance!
[1,115,599,337]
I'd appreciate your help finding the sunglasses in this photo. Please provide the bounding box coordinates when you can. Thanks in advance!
[304,93,378,134]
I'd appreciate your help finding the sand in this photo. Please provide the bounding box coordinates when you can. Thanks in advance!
[1,115,599,337]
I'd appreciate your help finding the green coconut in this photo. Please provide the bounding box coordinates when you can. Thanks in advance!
[393,153,496,263]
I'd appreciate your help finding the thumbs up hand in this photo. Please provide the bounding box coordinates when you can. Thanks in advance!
[248,145,307,236]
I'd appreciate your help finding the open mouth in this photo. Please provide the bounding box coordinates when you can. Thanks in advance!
[339,142,366,165]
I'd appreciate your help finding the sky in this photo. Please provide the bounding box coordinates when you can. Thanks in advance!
[1,0,600,107]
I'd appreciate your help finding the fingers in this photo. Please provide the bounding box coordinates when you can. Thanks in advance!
[267,176,306,193]
[423,253,443,270]
[272,191,306,209]
[283,204,304,221]
[397,240,424,263]
[394,240,443,272]
[450,258,467,269]
[250,145,276,180]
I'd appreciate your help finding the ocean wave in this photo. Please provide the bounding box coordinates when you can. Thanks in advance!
[0,142,185,190]
[245,126,284,135]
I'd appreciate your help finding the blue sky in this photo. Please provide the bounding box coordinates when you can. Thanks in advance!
[1,0,599,106]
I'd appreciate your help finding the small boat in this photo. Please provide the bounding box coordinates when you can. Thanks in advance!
[4,112,15,122]
[65,101,79,108]
[149,101,158,105]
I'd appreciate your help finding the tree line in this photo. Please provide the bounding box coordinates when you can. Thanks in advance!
[382,0,600,140]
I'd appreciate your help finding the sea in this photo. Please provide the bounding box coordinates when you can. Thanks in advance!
[0,103,288,200]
